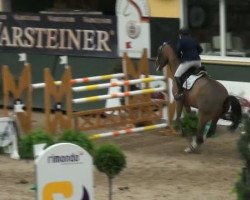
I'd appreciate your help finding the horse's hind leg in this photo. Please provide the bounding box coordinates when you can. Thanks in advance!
[206,117,219,138]
[185,113,208,153]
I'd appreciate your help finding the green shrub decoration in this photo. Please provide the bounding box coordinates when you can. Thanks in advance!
[94,143,126,178]
[173,111,198,136]
[236,173,250,200]
[18,129,54,159]
[57,130,95,156]
[18,129,94,159]
[94,143,126,200]
[238,135,250,162]
[235,116,250,200]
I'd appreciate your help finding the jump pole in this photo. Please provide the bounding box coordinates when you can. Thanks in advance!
[89,123,168,140]
[32,73,125,89]
[72,87,166,104]
[72,76,165,92]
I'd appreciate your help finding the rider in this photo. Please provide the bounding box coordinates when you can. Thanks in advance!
[174,27,203,100]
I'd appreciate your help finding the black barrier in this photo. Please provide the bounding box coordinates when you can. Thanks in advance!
[150,17,179,58]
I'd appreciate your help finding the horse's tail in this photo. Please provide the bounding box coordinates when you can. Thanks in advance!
[222,95,242,131]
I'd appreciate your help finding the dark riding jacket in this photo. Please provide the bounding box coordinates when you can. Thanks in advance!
[176,35,203,63]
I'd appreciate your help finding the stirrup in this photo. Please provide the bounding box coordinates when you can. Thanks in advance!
[174,92,184,101]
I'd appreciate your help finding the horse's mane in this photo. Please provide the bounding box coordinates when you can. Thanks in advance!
[163,40,179,65]
[164,40,176,52]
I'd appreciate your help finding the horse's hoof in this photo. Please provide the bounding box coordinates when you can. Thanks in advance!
[184,144,200,153]
[10,152,20,160]
[184,147,192,153]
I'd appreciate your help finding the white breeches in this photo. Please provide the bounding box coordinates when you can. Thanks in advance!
[174,60,202,78]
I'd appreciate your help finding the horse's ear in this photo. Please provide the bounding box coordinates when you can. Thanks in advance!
[157,46,162,54]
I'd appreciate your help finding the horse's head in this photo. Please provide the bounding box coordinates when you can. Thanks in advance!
[155,42,169,72]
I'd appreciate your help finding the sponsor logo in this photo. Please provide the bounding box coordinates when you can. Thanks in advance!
[0,24,112,52]
[43,182,90,200]
[126,41,132,49]
[126,20,141,39]
[47,152,83,164]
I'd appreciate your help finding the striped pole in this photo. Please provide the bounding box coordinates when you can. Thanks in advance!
[89,123,168,140]
[72,76,165,92]
[32,73,125,89]
[72,86,166,104]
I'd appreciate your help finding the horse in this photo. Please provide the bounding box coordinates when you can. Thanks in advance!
[155,42,242,153]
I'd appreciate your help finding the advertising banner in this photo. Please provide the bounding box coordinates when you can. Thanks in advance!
[35,143,93,200]
[116,0,151,58]
[0,12,117,57]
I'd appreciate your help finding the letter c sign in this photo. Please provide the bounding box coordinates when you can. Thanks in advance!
[43,181,73,200]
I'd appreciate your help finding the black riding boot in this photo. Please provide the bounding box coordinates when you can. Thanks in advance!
[174,77,184,101]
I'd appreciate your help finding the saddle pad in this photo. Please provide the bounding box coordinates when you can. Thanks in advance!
[182,74,204,90]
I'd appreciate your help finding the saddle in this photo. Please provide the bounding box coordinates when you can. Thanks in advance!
[180,66,207,90]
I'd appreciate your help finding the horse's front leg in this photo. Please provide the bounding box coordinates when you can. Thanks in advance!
[175,100,184,132]
[184,114,207,153]
[184,105,191,113]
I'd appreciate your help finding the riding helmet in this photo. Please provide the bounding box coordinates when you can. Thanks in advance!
[179,27,190,36]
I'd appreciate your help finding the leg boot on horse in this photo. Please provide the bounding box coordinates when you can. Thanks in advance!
[184,114,208,153]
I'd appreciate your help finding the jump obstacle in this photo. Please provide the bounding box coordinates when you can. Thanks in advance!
[2,49,176,138]
[31,73,125,89]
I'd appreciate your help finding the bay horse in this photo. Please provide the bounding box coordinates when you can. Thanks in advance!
[155,42,242,153]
